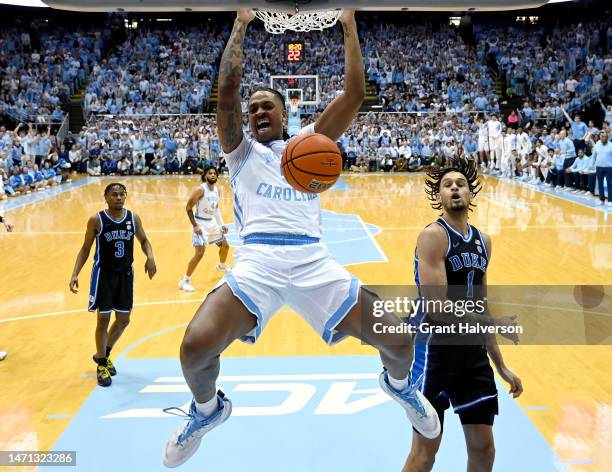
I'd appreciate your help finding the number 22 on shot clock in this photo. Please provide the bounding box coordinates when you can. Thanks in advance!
[285,41,304,63]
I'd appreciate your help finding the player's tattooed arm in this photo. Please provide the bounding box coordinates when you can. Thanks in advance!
[217,10,255,153]
[314,10,365,141]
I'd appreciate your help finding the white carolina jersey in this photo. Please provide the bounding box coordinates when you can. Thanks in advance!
[487,120,502,139]
[195,183,221,221]
[478,122,488,140]
[226,124,321,239]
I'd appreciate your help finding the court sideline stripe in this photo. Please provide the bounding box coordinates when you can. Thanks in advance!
[0,298,204,323]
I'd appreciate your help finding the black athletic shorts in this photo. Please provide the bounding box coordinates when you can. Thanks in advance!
[88,265,134,314]
[410,344,498,432]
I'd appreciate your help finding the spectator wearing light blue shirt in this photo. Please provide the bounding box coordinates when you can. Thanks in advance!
[592,131,612,206]
[565,149,587,191]
[562,109,588,153]
[546,148,565,187]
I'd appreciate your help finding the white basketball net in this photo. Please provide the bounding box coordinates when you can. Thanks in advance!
[255,10,341,34]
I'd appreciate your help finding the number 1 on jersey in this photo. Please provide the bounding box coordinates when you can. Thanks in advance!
[467,270,474,298]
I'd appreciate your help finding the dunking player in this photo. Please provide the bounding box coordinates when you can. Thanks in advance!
[162,9,440,468]
[178,166,230,292]
[404,159,522,472]
[69,183,157,387]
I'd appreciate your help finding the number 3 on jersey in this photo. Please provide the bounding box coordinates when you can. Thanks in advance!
[115,241,124,258]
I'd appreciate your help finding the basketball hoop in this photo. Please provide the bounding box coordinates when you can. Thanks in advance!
[255,9,341,35]
[289,98,300,114]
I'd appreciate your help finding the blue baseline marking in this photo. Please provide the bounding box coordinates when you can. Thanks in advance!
[50,355,563,472]
[329,176,350,191]
[0,178,94,212]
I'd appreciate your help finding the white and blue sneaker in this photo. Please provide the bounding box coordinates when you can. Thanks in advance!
[379,371,441,439]
[162,391,232,468]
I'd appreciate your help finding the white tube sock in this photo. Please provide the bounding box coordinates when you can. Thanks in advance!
[388,373,410,392]
[195,394,218,417]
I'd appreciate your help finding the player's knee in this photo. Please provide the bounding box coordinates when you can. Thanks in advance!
[181,328,222,362]
[194,247,205,258]
[116,316,130,328]
[96,315,111,329]
[467,441,495,465]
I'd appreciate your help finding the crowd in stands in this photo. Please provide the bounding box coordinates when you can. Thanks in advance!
[368,23,498,114]
[0,19,117,123]
[83,25,229,117]
[477,20,612,123]
[0,123,72,199]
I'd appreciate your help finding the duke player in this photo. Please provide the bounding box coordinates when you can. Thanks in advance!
[404,159,522,472]
[69,183,157,387]
[179,166,230,292]
[162,9,440,468]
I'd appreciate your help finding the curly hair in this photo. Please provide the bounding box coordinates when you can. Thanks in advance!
[424,158,482,212]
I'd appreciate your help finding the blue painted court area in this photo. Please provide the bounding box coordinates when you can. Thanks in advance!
[50,356,562,472]
[226,209,387,265]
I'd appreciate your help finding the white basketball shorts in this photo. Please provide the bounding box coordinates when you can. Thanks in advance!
[192,217,224,246]
[210,237,360,345]
[478,137,489,152]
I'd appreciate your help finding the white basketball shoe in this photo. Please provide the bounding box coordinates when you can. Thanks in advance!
[163,391,232,468]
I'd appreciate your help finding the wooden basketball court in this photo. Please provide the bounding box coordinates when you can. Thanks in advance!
[0,174,610,471]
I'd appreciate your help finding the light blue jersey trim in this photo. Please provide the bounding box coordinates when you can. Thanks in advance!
[224,273,263,343]
[103,208,128,224]
[434,221,452,256]
[88,265,101,312]
[439,218,473,242]
[243,233,320,246]
[230,140,255,187]
[322,276,360,345]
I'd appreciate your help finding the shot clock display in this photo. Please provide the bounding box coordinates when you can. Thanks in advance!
[285,41,304,63]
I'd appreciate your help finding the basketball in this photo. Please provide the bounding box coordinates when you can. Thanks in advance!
[281,133,342,194]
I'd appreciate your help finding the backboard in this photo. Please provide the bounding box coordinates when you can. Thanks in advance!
[42,0,550,13]
[270,75,320,108]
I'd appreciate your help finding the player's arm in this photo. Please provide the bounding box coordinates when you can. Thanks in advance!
[134,213,157,279]
[560,106,572,125]
[186,187,205,235]
[480,234,523,397]
[217,10,255,154]
[69,215,99,293]
[416,224,450,319]
[314,10,365,141]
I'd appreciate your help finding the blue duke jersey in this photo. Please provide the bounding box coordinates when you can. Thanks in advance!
[414,218,488,295]
[95,209,136,270]
[226,124,321,239]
